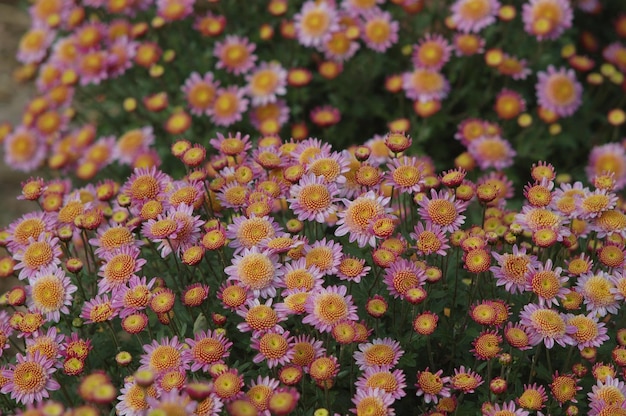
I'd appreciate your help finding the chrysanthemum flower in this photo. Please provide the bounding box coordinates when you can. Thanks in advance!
[322,30,360,62]
[403,68,450,103]
[246,61,287,106]
[586,143,626,191]
[246,376,280,415]
[576,271,619,317]
[302,285,358,333]
[304,238,343,276]
[209,86,249,127]
[415,368,451,404]
[412,33,452,70]
[81,294,117,324]
[310,105,341,127]
[89,223,138,257]
[225,246,283,299]
[483,401,529,416]
[227,215,282,251]
[213,369,244,401]
[294,1,339,48]
[451,366,483,393]
[526,259,569,307]
[565,312,609,351]
[7,212,56,251]
[111,275,156,319]
[418,189,468,233]
[306,150,351,183]
[26,265,76,323]
[236,298,286,333]
[354,338,404,370]
[194,12,226,37]
[181,72,219,116]
[17,26,54,64]
[453,33,485,56]
[336,255,370,283]
[587,375,626,409]
[536,66,582,118]
[279,258,324,292]
[550,371,580,405]
[411,222,450,257]
[351,388,395,416]
[497,53,532,80]
[450,0,500,33]
[116,379,158,416]
[491,244,538,294]
[356,366,407,400]
[3,127,47,173]
[467,135,516,170]
[336,190,391,248]
[184,330,232,372]
[214,35,257,75]
[288,173,340,223]
[383,258,426,299]
[97,245,146,294]
[14,233,62,281]
[361,9,399,52]
[140,336,189,375]
[522,0,573,41]
[520,304,576,348]
[1,351,60,405]
[251,328,294,368]
[471,330,502,360]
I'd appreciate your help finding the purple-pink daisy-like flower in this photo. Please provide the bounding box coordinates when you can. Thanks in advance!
[321,30,360,62]
[225,246,283,299]
[302,285,358,333]
[13,233,63,281]
[181,72,220,116]
[140,336,190,375]
[491,244,539,294]
[184,330,232,372]
[116,379,159,416]
[385,156,425,194]
[576,188,618,220]
[306,150,351,184]
[111,275,156,318]
[209,131,252,157]
[251,328,295,368]
[604,42,626,73]
[97,245,147,294]
[3,127,47,173]
[214,35,257,75]
[245,61,288,106]
[294,1,339,48]
[402,68,450,103]
[156,0,194,21]
[587,376,626,411]
[536,66,583,118]
[360,9,399,53]
[586,143,626,192]
[514,205,570,241]
[17,25,55,64]
[303,238,343,277]
[355,366,407,400]
[335,190,392,248]
[236,298,287,334]
[288,173,340,223]
[418,189,468,233]
[226,215,283,251]
[411,222,450,256]
[522,0,573,41]
[249,99,290,130]
[279,258,324,292]
[526,259,569,307]
[467,135,516,170]
[565,312,609,351]
[157,203,204,258]
[383,258,426,299]
[336,255,371,284]
[81,294,118,324]
[89,222,140,257]
[6,211,56,252]
[351,388,396,416]
[1,351,60,405]
[354,338,404,370]
[27,264,77,323]
[113,126,155,166]
[246,375,281,415]
[483,401,530,416]
[209,85,249,127]
[0,311,13,357]
[576,271,620,317]
[450,0,501,33]
[451,366,484,393]
[147,388,197,414]
[290,137,333,166]
[519,303,576,349]
[107,36,138,79]
[412,33,453,70]
[415,367,451,404]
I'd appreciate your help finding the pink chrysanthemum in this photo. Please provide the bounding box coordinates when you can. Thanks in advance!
[279,258,324,292]
[355,366,407,400]
[81,294,117,324]
[351,388,396,416]
[519,303,576,349]
[249,99,290,130]
[17,26,55,64]
[236,298,287,334]
[483,401,530,416]
[251,328,295,368]
[383,258,426,299]
[604,42,626,73]
[14,233,62,281]
[587,376,626,411]
[415,367,451,404]
[116,379,158,416]
[586,143,626,191]
[97,245,147,294]
[321,30,360,62]
[354,338,404,370]
[576,271,620,317]
[402,68,450,103]
[450,0,501,33]
[156,0,193,21]
[491,244,539,294]
[181,72,220,116]
[412,33,453,70]
[290,137,333,166]
[386,156,425,193]
[89,223,139,257]
[306,150,351,184]
[303,238,343,277]
[246,61,287,106]
[418,189,468,233]
[246,375,280,415]
[565,313,609,351]
[107,36,138,78]
[226,215,283,251]
[214,35,257,75]
[411,222,450,256]
[224,246,283,299]
[3,127,47,173]
[209,85,249,127]
[1,351,60,405]
[302,285,358,333]
[113,126,155,166]
[526,259,569,307]
[522,0,573,41]
[294,1,339,48]
[209,131,252,157]
[514,205,570,240]
[467,135,516,170]
[27,265,76,323]
[288,173,340,223]
[576,188,618,220]
[140,336,189,375]
[336,255,371,284]
[360,9,399,53]
[184,330,232,372]
[111,275,156,318]
[451,366,483,393]
[536,66,583,118]
[335,190,392,248]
